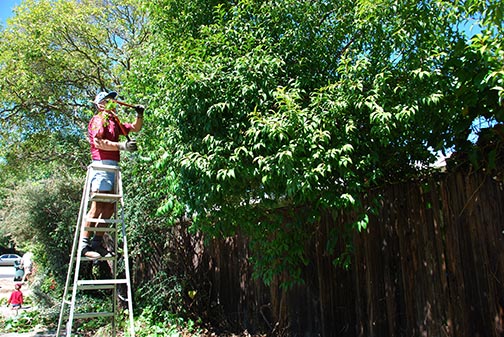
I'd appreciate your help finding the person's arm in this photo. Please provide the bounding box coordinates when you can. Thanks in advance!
[130,115,143,132]
[130,105,144,132]
[94,138,137,152]
[94,138,122,151]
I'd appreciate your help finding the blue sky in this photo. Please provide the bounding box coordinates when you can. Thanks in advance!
[0,0,21,26]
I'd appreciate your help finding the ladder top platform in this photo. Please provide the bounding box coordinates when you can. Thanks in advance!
[88,163,121,171]
[90,193,122,202]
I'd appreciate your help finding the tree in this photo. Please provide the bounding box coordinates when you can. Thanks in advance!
[0,0,149,180]
[2,175,82,283]
[138,0,503,284]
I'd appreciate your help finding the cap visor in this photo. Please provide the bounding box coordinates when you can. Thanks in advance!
[103,91,118,100]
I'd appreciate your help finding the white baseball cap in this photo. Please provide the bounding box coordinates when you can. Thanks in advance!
[93,91,118,104]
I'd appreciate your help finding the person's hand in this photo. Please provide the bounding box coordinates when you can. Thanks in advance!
[135,105,145,117]
[119,140,138,152]
[94,138,106,149]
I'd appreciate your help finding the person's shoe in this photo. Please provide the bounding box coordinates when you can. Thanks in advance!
[91,241,115,258]
[81,245,101,260]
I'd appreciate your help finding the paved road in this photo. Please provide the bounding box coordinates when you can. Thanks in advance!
[0,265,15,279]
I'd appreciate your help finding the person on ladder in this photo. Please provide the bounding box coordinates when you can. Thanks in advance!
[81,91,144,259]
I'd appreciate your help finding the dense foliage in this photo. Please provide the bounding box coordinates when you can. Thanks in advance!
[139,0,503,282]
[2,175,81,280]
[0,0,149,181]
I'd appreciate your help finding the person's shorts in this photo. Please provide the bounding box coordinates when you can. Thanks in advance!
[11,304,21,309]
[90,160,118,192]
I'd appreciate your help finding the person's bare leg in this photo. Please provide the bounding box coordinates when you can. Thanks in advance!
[88,201,115,257]
[81,200,110,259]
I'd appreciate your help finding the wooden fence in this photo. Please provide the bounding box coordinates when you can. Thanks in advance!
[133,169,504,336]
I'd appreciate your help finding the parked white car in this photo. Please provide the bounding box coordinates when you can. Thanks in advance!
[0,254,21,266]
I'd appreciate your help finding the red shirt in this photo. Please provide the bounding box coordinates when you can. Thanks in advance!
[88,112,133,161]
[8,290,23,306]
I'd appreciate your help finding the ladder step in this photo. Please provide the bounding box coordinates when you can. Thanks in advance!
[85,218,121,225]
[73,312,115,319]
[79,255,116,262]
[83,225,119,232]
[90,193,122,202]
[70,279,122,292]
[72,279,127,291]
[77,279,128,286]
[89,163,120,172]
[73,284,116,291]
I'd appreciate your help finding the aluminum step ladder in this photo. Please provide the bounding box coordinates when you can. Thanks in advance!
[56,163,135,337]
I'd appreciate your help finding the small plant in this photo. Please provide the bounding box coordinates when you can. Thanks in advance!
[0,309,46,333]
[134,306,202,337]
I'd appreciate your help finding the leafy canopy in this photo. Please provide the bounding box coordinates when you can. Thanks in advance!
[0,0,149,180]
[140,0,503,284]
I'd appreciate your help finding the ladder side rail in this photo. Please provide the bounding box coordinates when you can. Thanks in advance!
[66,165,96,336]
[122,216,136,337]
[112,169,119,337]
[56,166,93,337]
[118,170,135,337]
[111,165,123,336]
